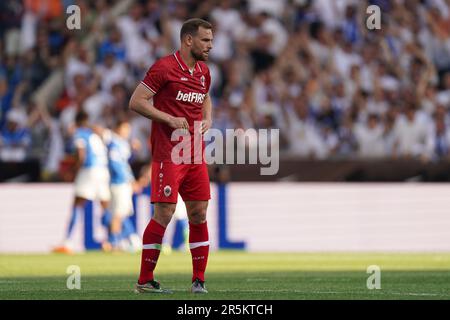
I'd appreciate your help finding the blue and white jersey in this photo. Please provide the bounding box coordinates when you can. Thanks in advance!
[73,127,108,168]
[107,133,134,185]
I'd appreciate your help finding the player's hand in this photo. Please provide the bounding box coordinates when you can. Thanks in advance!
[168,116,189,134]
[200,119,212,134]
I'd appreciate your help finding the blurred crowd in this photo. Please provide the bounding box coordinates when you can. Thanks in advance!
[1,0,450,181]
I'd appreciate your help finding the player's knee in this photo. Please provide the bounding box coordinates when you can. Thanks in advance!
[188,207,207,224]
[100,200,110,209]
[111,217,122,234]
[154,202,176,226]
[153,213,173,227]
[190,216,206,225]
[74,197,86,207]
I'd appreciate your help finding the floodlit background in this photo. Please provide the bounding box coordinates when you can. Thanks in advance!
[1,0,450,300]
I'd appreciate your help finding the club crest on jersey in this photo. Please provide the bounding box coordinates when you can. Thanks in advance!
[164,185,172,197]
[175,90,206,103]
[200,75,205,87]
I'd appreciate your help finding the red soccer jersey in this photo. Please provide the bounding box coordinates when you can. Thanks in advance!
[141,51,211,163]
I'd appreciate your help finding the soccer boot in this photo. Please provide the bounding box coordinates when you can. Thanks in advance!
[52,246,73,255]
[191,278,208,294]
[134,280,172,294]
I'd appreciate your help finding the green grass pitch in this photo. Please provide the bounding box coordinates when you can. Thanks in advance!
[1,251,449,299]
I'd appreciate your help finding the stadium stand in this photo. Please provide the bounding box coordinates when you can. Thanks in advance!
[1,0,450,182]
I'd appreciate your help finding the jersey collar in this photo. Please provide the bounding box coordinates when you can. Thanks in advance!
[174,50,202,75]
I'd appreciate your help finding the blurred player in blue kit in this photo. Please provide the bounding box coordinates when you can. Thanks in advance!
[101,117,145,252]
[54,111,111,254]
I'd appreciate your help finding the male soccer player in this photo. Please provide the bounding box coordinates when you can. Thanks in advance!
[101,117,142,252]
[54,110,111,253]
[129,18,213,294]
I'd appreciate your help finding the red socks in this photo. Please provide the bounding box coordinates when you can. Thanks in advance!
[138,219,210,284]
[189,221,209,282]
[138,219,165,284]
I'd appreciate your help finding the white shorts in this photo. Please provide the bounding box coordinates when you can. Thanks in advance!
[110,183,134,218]
[74,167,111,201]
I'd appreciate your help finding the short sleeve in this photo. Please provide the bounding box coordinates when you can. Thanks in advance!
[74,138,86,149]
[141,60,167,94]
[74,133,86,149]
[101,129,112,145]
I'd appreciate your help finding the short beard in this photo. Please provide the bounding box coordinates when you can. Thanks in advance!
[191,49,206,61]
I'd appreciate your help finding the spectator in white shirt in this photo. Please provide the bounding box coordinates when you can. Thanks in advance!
[354,114,386,159]
[116,2,152,69]
[286,97,328,159]
[65,44,91,98]
[211,0,245,39]
[95,52,127,93]
[393,104,435,161]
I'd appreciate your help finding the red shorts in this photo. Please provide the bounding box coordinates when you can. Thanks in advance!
[151,161,211,203]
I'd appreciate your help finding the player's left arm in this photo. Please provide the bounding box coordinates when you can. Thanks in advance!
[201,93,212,134]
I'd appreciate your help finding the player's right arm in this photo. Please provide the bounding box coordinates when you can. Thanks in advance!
[129,83,189,131]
